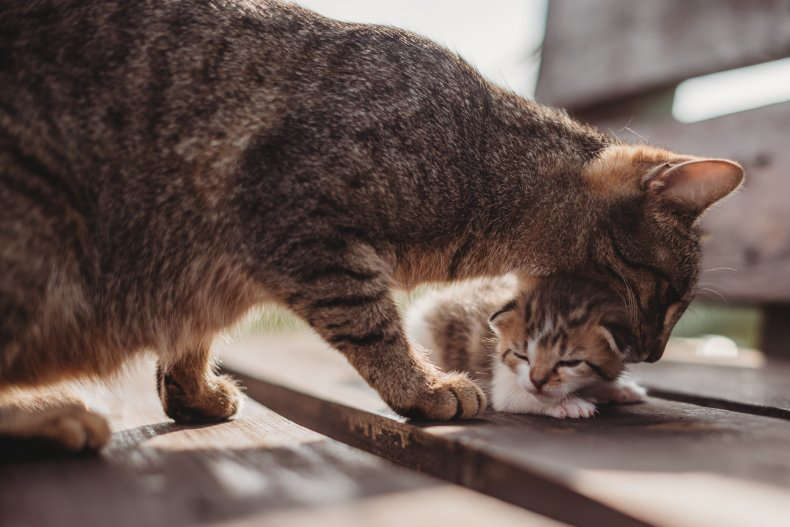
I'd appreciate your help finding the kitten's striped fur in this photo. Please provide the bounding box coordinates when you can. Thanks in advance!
[407,275,646,418]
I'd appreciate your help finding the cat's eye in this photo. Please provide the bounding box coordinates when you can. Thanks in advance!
[558,360,582,368]
[512,351,530,363]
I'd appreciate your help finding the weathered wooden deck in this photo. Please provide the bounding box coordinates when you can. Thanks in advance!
[0,348,558,527]
[4,332,789,527]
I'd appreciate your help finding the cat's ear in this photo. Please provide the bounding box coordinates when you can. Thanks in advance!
[644,159,743,217]
[489,300,519,338]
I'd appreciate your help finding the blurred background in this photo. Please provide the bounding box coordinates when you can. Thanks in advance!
[241,0,790,358]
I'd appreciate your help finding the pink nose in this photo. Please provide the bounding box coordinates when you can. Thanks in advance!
[530,376,547,392]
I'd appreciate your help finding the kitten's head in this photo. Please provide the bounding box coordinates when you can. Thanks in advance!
[488,275,630,401]
[581,145,743,363]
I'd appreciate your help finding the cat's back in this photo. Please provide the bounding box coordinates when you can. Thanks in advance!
[2,0,484,183]
[1,0,293,165]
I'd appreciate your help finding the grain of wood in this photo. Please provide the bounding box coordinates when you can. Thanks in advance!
[219,332,790,527]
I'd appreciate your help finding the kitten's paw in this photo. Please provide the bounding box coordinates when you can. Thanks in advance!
[400,373,487,420]
[545,397,596,419]
[14,405,112,451]
[589,379,647,404]
[610,379,647,404]
[158,371,242,424]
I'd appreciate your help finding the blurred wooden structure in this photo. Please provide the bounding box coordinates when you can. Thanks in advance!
[536,0,790,356]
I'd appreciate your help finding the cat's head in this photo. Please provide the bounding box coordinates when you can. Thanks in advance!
[488,275,629,401]
[580,145,743,363]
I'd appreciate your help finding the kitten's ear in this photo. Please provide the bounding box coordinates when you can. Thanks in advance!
[489,300,519,338]
[597,324,635,359]
[645,159,743,217]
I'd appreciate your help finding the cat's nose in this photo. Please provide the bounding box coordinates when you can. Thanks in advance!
[529,375,547,392]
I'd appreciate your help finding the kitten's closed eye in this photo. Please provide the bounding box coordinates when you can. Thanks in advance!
[557,360,582,368]
[508,349,529,363]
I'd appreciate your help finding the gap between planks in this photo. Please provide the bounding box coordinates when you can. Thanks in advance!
[645,386,790,422]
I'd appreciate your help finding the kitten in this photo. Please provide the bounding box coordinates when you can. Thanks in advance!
[407,275,646,418]
[1,0,741,450]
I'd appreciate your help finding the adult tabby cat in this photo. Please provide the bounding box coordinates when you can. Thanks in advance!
[0,0,742,449]
[407,275,646,419]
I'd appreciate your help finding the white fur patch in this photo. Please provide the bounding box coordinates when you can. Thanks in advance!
[491,361,544,413]
[404,293,440,362]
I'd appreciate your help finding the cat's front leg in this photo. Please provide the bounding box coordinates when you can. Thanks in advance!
[494,389,596,419]
[156,343,242,423]
[542,397,597,419]
[285,279,486,420]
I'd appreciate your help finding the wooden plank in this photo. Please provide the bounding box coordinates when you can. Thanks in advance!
[536,0,790,110]
[219,333,790,527]
[588,100,790,305]
[631,356,790,419]
[0,359,563,527]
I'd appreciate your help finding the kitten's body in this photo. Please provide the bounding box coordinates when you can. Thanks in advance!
[407,275,646,418]
[0,0,741,448]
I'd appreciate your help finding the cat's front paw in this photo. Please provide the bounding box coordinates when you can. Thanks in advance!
[399,372,487,421]
[544,397,596,419]
[610,379,647,404]
[158,370,242,424]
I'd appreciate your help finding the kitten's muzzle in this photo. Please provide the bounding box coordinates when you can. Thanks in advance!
[529,374,548,392]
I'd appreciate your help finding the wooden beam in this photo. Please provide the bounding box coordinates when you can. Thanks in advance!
[536,0,790,110]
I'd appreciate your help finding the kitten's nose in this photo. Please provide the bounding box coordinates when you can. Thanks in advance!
[530,374,547,392]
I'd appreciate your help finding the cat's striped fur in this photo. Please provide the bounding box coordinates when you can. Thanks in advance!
[1,0,741,449]
[407,275,646,418]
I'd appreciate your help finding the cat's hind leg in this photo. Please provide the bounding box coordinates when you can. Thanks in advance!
[0,164,110,450]
[0,387,111,451]
[156,342,242,423]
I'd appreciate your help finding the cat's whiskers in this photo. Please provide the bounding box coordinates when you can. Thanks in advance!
[702,266,737,273]
[613,271,639,326]
[696,284,728,304]
[622,125,650,145]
